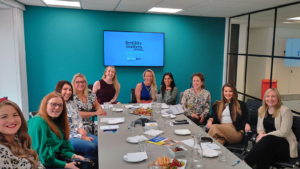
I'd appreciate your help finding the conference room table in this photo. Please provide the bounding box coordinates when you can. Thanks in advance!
[97,104,251,169]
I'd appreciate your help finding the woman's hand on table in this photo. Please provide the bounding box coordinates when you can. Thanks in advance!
[96,109,107,116]
[190,113,199,119]
[65,162,79,169]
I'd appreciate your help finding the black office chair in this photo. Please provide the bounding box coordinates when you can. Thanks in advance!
[225,132,250,158]
[88,84,93,91]
[129,88,137,103]
[86,84,96,134]
[246,99,262,140]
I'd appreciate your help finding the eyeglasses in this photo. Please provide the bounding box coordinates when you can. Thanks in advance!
[49,102,63,109]
[75,81,85,84]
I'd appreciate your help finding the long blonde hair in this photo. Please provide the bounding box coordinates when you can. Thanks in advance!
[0,100,39,169]
[215,83,241,122]
[38,92,70,140]
[143,69,157,100]
[259,88,282,118]
[102,66,120,93]
[72,73,89,97]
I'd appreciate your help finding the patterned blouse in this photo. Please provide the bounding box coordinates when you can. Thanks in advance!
[181,88,211,117]
[66,100,84,138]
[0,144,45,169]
[73,89,98,135]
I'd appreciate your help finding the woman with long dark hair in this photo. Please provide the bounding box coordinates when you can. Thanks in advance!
[158,72,178,105]
[207,83,250,145]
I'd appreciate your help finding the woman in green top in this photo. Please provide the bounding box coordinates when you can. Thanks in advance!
[158,72,178,105]
[28,92,85,169]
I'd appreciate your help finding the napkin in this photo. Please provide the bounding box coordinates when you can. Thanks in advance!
[106,119,124,124]
[127,152,148,162]
[144,129,164,137]
[161,113,176,118]
[127,135,148,142]
[203,149,218,157]
[161,103,169,109]
[175,129,191,135]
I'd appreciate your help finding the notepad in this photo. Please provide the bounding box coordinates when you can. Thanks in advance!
[144,129,164,137]
[99,125,119,130]
[100,117,124,122]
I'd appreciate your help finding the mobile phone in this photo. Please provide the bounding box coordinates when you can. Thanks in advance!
[175,119,187,122]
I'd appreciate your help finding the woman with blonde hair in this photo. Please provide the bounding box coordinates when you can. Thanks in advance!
[135,69,157,103]
[28,92,85,169]
[72,73,107,135]
[244,88,297,169]
[93,66,121,104]
[207,83,250,145]
[0,99,44,168]
[181,73,211,125]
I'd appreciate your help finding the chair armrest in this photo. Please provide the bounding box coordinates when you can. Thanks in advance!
[251,133,258,145]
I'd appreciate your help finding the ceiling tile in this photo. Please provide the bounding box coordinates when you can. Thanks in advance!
[17,0,46,6]
[81,0,119,11]
[116,5,152,12]
[251,0,300,5]
[155,0,207,9]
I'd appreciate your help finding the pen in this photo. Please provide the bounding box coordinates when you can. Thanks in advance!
[232,160,240,166]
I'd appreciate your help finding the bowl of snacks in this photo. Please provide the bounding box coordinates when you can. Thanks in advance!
[168,145,187,157]
[145,122,158,130]
[148,156,186,169]
[133,108,153,120]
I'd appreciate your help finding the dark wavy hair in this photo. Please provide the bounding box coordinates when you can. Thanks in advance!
[160,72,176,99]
[55,80,73,101]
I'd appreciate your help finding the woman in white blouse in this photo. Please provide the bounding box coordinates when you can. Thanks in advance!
[55,80,98,167]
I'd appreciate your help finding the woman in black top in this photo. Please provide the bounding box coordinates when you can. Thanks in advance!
[207,83,250,145]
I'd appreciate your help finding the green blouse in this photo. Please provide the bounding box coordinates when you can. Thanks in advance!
[159,86,179,105]
[27,115,74,168]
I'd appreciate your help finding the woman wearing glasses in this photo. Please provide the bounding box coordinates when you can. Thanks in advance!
[72,73,107,135]
[28,92,85,169]
[135,69,157,103]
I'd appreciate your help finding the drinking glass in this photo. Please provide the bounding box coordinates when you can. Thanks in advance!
[218,149,228,162]
[128,121,134,132]
[123,107,128,116]
[137,137,147,152]
[155,102,161,115]
[103,102,109,109]
[163,115,171,125]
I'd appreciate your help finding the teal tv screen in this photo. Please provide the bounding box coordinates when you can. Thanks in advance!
[104,31,164,67]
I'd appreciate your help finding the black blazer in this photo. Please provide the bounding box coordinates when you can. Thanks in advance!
[211,100,249,132]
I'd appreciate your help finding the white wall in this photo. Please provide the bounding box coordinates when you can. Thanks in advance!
[0,8,28,120]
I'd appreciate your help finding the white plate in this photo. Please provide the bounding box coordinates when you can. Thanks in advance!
[114,108,123,112]
[203,149,218,157]
[126,137,138,144]
[174,129,191,135]
[123,155,146,162]
[162,113,176,119]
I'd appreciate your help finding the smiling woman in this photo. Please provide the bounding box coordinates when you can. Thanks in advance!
[0,100,44,168]
[135,69,157,103]
[28,92,85,169]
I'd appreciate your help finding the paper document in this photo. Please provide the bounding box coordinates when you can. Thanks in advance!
[161,103,169,109]
[100,117,124,122]
[101,105,113,109]
[144,129,164,137]
[169,104,184,115]
[127,135,148,142]
[100,125,119,130]
[127,152,148,161]
[181,138,221,150]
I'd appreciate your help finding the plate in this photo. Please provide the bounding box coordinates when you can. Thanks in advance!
[126,137,138,144]
[114,108,123,112]
[123,155,146,162]
[162,113,176,119]
[155,159,187,169]
[203,149,218,157]
[174,129,191,135]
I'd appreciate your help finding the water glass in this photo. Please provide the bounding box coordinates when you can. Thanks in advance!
[156,94,162,103]
[137,137,147,152]
[191,148,203,168]
[103,102,109,109]
[193,162,206,169]
[127,121,134,132]
[123,107,128,116]
[155,103,161,115]
[111,107,115,116]
[218,149,228,162]
[151,102,156,110]
[163,115,171,125]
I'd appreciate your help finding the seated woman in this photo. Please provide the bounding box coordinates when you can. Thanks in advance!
[207,83,251,145]
[0,99,45,169]
[55,80,98,166]
[244,88,297,169]
[92,66,121,104]
[28,92,85,169]
[72,73,107,136]
[158,72,178,105]
[181,73,211,125]
[135,69,157,103]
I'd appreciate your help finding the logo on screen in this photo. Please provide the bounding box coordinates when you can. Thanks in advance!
[125,41,144,51]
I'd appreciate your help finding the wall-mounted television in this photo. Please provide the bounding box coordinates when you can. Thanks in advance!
[103,31,164,67]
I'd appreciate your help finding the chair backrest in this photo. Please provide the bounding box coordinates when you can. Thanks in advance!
[292,116,300,148]
[130,88,137,103]
[88,84,93,91]
[178,92,184,104]
[29,111,38,119]
[246,99,262,132]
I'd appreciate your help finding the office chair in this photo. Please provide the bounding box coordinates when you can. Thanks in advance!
[129,88,137,103]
